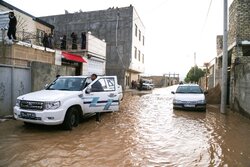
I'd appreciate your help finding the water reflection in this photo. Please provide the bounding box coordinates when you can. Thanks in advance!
[0,87,249,167]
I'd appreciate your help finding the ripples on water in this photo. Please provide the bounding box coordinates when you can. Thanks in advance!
[0,87,250,167]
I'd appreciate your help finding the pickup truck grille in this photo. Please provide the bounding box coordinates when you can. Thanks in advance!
[20,100,44,110]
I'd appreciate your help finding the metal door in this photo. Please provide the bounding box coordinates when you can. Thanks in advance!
[0,65,31,116]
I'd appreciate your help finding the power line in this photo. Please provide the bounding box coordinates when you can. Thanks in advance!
[201,0,213,34]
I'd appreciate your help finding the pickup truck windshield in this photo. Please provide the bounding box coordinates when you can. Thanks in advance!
[46,78,86,91]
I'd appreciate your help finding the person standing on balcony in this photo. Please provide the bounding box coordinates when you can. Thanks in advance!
[60,35,67,50]
[48,33,54,49]
[81,32,86,49]
[71,32,77,50]
[42,33,49,50]
[7,11,17,41]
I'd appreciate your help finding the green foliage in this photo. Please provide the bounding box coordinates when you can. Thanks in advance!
[184,66,205,83]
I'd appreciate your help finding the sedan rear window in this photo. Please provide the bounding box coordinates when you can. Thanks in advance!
[176,86,203,94]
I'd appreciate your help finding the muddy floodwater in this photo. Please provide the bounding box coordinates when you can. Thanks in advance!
[0,87,250,167]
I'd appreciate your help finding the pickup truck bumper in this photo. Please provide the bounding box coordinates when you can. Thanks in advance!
[13,107,65,125]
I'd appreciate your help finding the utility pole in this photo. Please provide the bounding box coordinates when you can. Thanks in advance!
[220,0,228,114]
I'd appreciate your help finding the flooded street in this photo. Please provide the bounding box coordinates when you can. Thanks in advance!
[0,86,250,167]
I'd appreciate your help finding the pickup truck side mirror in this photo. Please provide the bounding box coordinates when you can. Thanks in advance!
[171,91,175,94]
[85,87,91,94]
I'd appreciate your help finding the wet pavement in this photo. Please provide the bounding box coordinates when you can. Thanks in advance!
[0,86,250,167]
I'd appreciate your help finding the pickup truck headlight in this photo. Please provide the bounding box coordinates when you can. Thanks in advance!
[44,101,61,110]
[15,99,20,107]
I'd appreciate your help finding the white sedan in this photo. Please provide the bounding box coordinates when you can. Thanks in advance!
[171,84,207,111]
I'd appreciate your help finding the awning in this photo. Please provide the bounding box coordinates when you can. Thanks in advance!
[62,51,87,63]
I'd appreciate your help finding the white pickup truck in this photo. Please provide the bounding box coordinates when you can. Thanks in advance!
[14,76,123,130]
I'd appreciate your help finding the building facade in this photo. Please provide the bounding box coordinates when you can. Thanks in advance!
[58,33,107,76]
[40,5,145,88]
[0,0,54,45]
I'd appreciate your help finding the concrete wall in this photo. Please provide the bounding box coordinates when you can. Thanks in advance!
[31,62,75,91]
[0,43,55,67]
[231,57,250,117]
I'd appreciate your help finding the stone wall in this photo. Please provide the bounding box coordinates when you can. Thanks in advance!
[229,0,250,45]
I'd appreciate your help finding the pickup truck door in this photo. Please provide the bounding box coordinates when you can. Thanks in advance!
[82,76,119,113]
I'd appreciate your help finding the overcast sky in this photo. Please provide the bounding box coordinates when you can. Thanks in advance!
[6,0,233,80]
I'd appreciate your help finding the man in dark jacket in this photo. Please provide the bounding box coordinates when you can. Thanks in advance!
[81,32,86,49]
[42,33,49,50]
[91,74,104,92]
[60,35,67,50]
[7,11,17,40]
[71,32,77,49]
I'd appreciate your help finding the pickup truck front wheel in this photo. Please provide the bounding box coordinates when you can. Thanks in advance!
[62,107,79,130]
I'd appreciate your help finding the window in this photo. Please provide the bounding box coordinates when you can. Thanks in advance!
[143,36,145,46]
[138,50,141,61]
[47,77,86,91]
[142,54,144,63]
[106,78,115,91]
[134,47,137,59]
[91,78,115,92]
[176,86,203,94]
[135,24,138,37]
[139,30,141,41]
[92,79,105,92]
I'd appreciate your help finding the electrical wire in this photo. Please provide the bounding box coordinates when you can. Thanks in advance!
[200,0,213,35]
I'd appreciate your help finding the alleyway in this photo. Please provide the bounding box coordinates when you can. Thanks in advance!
[0,86,250,167]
